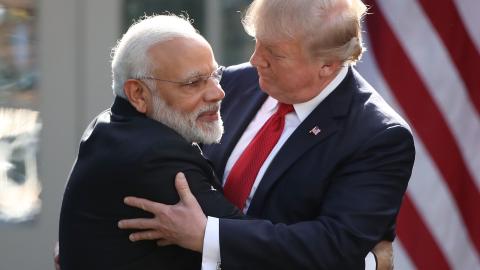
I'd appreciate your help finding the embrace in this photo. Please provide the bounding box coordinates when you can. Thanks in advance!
[58,1,415,269]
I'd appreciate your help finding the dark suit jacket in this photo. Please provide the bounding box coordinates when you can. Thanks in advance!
[59,97,242,270]
[202,63,415,270]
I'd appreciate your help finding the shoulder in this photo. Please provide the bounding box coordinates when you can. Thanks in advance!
[80,109,112,142]
[132,121,209,169]
[223,62,257,77]
[349,68,412,132]
[83,111,201,163]
[326,68,414,155]
[134,120,201,159]
[221,63,259,91]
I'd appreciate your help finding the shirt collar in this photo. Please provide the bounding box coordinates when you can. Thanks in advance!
[293,65,348,121]
[265,65,348,121]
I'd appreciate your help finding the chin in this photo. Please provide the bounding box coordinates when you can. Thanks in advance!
[258,77,280,94]
[259,85,279,99]
[258,78,271,92]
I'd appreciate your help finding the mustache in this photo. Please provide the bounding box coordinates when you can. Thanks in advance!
[195,102,221,117]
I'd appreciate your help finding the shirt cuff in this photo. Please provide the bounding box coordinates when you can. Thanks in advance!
[365,251,377,270]
[201,216,221,270]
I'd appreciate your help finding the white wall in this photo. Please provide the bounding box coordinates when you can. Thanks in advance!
[0,0,120,269]
[0,1,234,268]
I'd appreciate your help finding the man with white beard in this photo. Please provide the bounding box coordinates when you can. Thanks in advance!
[58,15,243,270]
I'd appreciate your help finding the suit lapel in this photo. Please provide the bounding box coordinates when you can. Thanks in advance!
[213,84,267,181]
[247,68,356,216]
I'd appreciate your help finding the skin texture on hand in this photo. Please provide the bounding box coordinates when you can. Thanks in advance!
[117,172,396,268]
[54,232,395,270]
[373,240,394,270]
[118,172,207,252]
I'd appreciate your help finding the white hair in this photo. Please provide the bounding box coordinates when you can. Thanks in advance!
[242,0,368,64]
[111,14,202,98]
[150,94,224,144]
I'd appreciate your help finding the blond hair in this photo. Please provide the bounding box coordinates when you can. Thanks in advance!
[243,0,367,64]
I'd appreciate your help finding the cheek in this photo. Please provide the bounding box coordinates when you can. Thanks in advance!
[174,94,205,115]
[264,65,289,84]
[159,88,197,111]
[284,69,314,87]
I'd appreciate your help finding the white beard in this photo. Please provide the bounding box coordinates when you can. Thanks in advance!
[150,94,224,144]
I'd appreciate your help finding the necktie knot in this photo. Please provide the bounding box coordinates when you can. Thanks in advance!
[276,103,294,117]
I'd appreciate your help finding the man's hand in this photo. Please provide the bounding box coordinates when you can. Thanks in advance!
[373,240,394,270]
[118,172,207,252]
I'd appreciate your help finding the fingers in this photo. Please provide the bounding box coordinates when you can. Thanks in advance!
[118,218,159,230]
[124,196,165,213]
[156,239,173,246]
[128,230,164,242]
[373,240,394,270]
[175,172,194,203]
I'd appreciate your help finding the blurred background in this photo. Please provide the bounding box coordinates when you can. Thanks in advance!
[0,0,478,269]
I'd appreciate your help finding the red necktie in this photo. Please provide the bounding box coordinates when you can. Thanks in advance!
[223,103,294,210]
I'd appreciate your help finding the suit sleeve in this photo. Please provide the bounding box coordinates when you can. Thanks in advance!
[219,125,415,269]
[133,144,244,220]
[182,166,244,219]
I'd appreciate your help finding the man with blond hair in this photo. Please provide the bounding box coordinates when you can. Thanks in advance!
[118,0,415,269]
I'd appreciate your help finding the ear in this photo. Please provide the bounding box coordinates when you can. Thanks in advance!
[124,79,150,114]
[318,60,342,78]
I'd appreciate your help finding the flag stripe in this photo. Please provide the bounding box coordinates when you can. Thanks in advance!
[408,135,480,269]
[376,0,480,190]
[397,195,451,269]
[393,240,417,270]
[416,0,480,116]
[360,1,480,268]
[452,0,480,52]
[359,32,480,269]
[366,1,480,256]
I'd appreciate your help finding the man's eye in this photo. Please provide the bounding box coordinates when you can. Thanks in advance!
[268,49,286,59]
[183,78,204,87]
[271,52,286,59]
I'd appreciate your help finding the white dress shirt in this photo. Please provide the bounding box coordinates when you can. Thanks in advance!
[202,66,376,270]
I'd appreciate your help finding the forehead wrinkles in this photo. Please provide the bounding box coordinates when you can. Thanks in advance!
[178,69,204,82]
[148,37,216,81]
[178,63,218,82]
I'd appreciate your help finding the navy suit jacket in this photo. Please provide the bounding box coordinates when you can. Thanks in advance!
[59,97,242,270]
[203,63,415,269]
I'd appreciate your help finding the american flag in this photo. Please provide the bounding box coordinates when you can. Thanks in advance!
[358,1,480,269]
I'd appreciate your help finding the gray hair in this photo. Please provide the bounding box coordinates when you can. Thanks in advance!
[111,14,201,98]
[242,0,367,64]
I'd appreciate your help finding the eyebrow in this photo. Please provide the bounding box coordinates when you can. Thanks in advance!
[180,65,219,81]
[265,43,285,53]
[179,72,201,82]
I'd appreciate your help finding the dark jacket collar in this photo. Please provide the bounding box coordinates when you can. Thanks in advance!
[110,96,146,118]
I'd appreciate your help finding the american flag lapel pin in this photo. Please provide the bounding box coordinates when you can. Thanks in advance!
[309,126,321,136]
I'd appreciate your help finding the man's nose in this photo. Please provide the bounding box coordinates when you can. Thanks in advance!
[250,47,268,69]
[205,81,225,102]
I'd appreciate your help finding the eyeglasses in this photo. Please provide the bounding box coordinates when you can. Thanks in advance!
[136,66,225,87]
